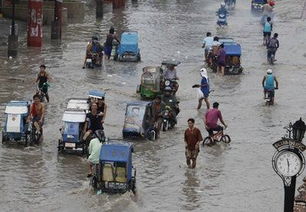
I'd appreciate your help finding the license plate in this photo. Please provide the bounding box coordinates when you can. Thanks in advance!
[86,58,92,63]
[65,143,76,148]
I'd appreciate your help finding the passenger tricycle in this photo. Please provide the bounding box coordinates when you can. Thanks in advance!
[122,101,156,141]
[218,38,243,75]
[58,98,89,154]
[251,0,265,13]
[137,66,163,99]
[116,31,141,62]
[2,101,30,145]
[91,141,136,194]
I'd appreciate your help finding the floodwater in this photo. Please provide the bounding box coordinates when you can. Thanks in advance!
[1,0,306,211]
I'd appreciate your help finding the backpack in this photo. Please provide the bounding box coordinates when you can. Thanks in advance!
[267,38,278,49]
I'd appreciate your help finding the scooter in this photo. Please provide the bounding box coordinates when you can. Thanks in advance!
[217,13,228,26]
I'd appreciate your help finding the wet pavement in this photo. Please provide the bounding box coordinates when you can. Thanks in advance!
[1,0,306,211]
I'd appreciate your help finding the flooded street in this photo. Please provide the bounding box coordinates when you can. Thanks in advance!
[1,0,306,211]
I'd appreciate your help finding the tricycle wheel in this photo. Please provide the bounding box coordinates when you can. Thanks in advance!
[162,121,168,132]
[136,85,140,93]
[91,176,98,189]
[131,178,136,194]
[137,54,141,62]
[2,132,6,143]
[148,130,156,141]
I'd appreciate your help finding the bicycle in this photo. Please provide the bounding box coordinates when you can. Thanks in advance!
[202,128,231,146]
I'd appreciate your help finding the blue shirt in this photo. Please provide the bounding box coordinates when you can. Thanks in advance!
[201,77,210,95]
[263,22,272,32]
[264,74,275,90]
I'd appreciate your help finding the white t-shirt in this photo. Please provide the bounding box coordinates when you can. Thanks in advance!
[212,41,221,47]
[203,37,214,49]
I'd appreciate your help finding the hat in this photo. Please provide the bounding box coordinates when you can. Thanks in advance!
[267,69,273,74]
[200,68,208,79]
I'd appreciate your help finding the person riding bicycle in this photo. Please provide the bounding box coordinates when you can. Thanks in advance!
[262,69,278,104]
[28,94,45,134]
[204,102,227,141]
[263,17,273,46]
[267,33,279,62]
[36,65,51,102]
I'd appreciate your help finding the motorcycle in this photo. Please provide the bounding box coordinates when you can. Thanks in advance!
[265,88,277,106]
[217,12,228,27]
[163,79,178,95]
[161,106,176,131]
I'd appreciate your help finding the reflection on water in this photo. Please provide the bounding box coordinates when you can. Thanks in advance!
[181,170,201,211]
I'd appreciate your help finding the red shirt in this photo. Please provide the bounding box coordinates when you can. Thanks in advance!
[205,108,222,129]
[184,127,203,150]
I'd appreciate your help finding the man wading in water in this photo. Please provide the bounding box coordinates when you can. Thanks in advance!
[184,118,203,168]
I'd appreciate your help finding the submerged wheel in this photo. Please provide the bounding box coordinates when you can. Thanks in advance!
[131,178,136,194]
[220,135,231,143]
[2,133,6,144]
[203,137,213,146]
[162,121,168,132]
[148,130,156,141]
[91,176,98,189]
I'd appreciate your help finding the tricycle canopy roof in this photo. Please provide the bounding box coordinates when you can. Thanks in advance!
[127,101,150,107]
[62,110,86,122]
[5,101,29,114]
[67,98,89,111]
[100,141,134,162]
[219,37,242,56]
[120,31,139,44]
[224,44,241,56]
[142,66,161,74]
[252,0,266,4]
[161,60,181,66]
[219,38,235,44]
[88,90,105,99]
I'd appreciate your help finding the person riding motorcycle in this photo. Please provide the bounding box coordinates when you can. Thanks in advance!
[83,36,103,68]
[163,64,179,93]
[161,87,180,125]
[262,69,278,105]
[267,33,279,63]
[216,3,228,26]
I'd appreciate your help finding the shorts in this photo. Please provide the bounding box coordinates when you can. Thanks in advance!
[104,45,112,56]
[206,125,223,136]
[264,89,275,97]
[218,61,226,67]
[263,32,271,37]
[185,149,199,159]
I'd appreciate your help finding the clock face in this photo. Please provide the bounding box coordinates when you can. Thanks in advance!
[276,151,302,177]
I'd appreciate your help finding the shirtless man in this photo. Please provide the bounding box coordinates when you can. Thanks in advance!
[28,94,45,133]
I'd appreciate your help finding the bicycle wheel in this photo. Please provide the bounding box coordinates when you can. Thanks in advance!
[220,135,231,143]
[203,137,213,146]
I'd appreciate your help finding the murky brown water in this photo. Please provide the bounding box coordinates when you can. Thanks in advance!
[1,0,306,211]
